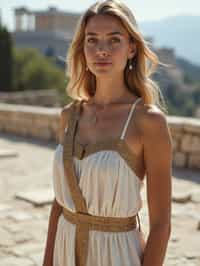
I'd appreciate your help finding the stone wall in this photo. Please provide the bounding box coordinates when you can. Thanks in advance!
[0,89,60,107]
[0,103,200,170]
[0,103,60,143]
[169,116,200,169]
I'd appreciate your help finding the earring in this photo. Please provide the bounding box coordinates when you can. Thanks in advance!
[128,59,133,70]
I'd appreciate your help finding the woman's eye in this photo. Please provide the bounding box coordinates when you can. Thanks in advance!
[86,38,120,43]
[111,38,120,43]
[87,38,96,43]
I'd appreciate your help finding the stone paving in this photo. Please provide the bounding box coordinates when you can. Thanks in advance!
[0,132,200,266]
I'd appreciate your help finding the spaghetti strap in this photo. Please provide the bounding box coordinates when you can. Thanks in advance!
[120,97,142,139]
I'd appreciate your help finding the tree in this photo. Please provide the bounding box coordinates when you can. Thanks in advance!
[0,26,13,91]
[13,48,70,105]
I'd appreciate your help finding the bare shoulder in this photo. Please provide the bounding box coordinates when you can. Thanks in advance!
[135,101,173,181]
[136,101,172,142]
[58,100,78,144]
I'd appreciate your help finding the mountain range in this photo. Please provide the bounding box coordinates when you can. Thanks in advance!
[139,15,200,66]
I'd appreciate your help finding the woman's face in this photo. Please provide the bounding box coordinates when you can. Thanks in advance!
[83,14,136,77]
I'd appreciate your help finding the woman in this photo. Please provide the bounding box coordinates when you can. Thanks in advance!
[43,1,172,265]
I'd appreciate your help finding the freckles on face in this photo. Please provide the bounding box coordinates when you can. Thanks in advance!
[83,14,131,63]
[84,38,125,58]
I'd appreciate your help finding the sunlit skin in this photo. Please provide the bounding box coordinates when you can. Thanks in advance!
[84,16,134,74]
[82,14,172,266]
[42,13,172,266]
[83,14,137,105]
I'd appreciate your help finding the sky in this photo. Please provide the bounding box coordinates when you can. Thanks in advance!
[1,0,200,31]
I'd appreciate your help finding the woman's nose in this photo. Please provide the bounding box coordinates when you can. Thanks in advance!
[96,43,109,56]
[97,50,108,57]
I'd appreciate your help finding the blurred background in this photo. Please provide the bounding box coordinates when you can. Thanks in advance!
[1,0,200,116]
[0,1,200,266]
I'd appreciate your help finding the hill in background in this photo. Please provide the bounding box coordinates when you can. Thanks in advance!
[139,15,200,66]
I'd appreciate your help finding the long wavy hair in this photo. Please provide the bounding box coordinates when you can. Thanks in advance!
[65,0,168,113]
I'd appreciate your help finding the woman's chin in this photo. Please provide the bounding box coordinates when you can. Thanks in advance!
[91,68,115,76]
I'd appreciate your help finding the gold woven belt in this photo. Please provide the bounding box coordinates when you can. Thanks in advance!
[62,207,139,266]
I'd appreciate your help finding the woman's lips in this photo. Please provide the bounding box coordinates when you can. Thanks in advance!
[94,62,112,66]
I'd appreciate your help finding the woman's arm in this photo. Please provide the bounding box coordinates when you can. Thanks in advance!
[140,106,172,266]
[42,198,63,266]
[42,104,73,266]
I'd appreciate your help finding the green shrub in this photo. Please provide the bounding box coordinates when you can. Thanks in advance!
[13,47,70,105]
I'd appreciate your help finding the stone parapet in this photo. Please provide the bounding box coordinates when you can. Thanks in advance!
[0,103,60,143]
[169,116,200,169]
[0,103,200,170]
[0,89,60,107]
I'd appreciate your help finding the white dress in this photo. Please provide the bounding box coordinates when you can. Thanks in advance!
[52,97,145,266]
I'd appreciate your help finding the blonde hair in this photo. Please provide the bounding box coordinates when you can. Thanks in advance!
[66,0,168,113]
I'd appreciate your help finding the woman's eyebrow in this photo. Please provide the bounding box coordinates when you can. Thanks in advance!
[86,31,124,36]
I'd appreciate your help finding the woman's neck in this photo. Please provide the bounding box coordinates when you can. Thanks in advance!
[91,75,133,106]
